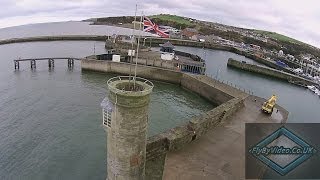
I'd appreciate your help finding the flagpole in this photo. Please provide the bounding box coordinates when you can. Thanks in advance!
[133,11,143,88]
[129,4,137,86]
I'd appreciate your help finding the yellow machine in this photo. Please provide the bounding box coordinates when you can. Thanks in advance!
[261,95,277,114]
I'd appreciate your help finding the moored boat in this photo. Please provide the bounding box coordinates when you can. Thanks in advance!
[307,85,317,92]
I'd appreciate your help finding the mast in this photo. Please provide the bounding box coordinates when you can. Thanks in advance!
[133,11,143,87]
[93,42,96,56]
[129,4,138,85]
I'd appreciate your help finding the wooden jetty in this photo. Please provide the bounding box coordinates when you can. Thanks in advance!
[13,57,81,70]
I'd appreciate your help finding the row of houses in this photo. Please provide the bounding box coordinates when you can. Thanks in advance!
[206,22,270,43]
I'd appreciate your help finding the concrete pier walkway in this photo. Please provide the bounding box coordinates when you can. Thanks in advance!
[163,95,288,180]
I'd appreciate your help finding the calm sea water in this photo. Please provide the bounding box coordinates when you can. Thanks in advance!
[0,41,213,180]
[0,21,153,40]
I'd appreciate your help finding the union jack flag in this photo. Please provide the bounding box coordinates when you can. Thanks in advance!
[143,16,169,38]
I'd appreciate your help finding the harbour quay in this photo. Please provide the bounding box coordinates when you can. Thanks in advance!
[227,58,318,87]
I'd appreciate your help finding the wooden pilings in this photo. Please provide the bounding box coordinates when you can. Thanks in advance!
[67,59,74,68]
[48,59,55,68]
[13,57,80,70]
[14,60,19,69]
[30,60,36,69]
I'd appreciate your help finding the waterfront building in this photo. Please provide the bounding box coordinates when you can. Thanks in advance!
[181,28,198,39]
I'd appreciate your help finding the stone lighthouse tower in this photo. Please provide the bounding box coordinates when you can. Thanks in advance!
[101,76,154,180]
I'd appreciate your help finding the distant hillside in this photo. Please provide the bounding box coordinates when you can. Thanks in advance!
[88,16,135,24]
[87,14,320,58]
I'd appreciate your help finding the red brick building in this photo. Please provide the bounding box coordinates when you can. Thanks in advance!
[181,28,198,39]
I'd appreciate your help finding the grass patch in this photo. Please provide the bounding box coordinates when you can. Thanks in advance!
[150,14,193,26]
[254,30,303,44]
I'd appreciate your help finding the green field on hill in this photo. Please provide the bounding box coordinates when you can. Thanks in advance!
[150,14,193,26]
[254,30,303,44]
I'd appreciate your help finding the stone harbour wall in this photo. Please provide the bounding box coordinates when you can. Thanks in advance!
[81,59,182,84]
[181,73,243,104]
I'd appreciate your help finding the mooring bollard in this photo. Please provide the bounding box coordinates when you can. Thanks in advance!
[67,59,74,68]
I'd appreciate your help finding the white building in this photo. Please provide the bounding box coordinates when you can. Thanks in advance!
[159,26,180,33]
[278,50,284,57]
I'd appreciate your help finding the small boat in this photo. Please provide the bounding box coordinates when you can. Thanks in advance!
[307,85,317,92]
[160,41,175,61]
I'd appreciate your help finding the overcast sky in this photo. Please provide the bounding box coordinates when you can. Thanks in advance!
[0,0,319,47]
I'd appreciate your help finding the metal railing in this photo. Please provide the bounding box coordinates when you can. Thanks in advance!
[205,73,254,95]
[107,76,154,94]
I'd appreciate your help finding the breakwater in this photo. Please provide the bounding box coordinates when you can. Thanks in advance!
[231,49,293,73]
[227,58,317,86]
[81,59,183,84]
[0,35,110,45]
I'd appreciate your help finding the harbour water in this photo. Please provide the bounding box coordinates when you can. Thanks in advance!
[0,41,213,180]
[0,21,319,179]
